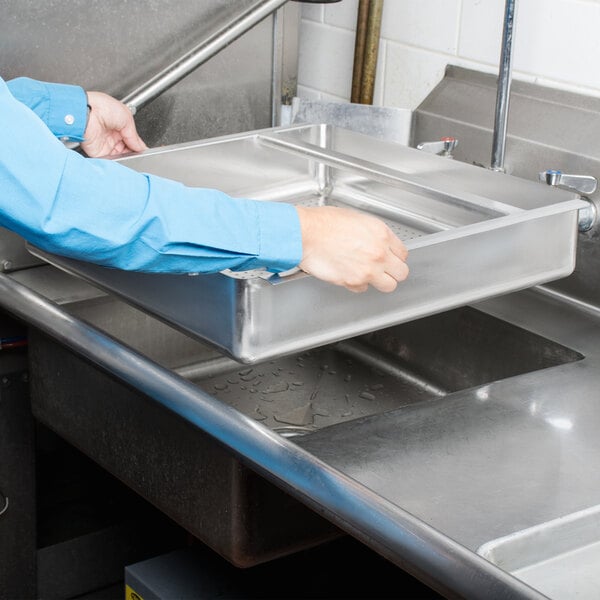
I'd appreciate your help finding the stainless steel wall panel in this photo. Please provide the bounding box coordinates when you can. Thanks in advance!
[0,0,279,145]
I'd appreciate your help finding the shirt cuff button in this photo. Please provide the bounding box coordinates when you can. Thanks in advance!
[64,114,75,125]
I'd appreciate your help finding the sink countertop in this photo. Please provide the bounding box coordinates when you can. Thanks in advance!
[298,287,600,552]
[5,265,591,599]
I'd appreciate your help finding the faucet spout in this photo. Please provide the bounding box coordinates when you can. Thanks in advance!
[491,0,517,172]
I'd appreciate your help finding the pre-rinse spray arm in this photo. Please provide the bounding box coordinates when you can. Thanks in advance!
[491,0,517,172]
[121,0,290,114]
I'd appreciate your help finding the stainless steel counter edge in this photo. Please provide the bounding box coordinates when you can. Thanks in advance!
[0,273,544,600]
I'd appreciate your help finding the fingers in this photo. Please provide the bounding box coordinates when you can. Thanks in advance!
[120,120,148,153]
[389,234,409,261]
[384,256,410,283]
[109,139,126,156]
[83,91,147,157]
[354,251,409,293]
[296,205,411,294]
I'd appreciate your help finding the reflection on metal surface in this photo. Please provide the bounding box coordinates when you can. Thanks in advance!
[475,387,490,401]
[288,98,412,146]
[273,426,314,438]
[0,489,8,517]
[543,417,573,431]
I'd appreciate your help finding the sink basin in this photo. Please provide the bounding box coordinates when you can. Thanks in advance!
[193,306,582,435]
[29,295,583,566]
[478,505,600,600]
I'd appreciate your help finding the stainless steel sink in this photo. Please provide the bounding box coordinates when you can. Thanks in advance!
[191,305,582,435]
[28,294,583,567]
[31,124,586,363]
[478,505,600,600]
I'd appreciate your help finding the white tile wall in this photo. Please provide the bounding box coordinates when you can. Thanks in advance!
[381,0,460,54]
[298,19,356,98]
[297,0,600,111]
[383,41,451,109]
[324,0,358,29]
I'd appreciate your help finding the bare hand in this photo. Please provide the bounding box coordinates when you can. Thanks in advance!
[296,206,409,293]
[80,91,147,158]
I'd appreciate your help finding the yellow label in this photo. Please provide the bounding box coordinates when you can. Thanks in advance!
[125,584,144,600]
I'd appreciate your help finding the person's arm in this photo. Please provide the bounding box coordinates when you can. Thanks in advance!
[7,77,146,155]
[1,76,408,290]
[0,76,302,273]
[6,77,89,142]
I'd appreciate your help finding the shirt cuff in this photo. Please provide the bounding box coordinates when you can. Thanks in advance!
[45,82,88,142]
[255,201,303,272]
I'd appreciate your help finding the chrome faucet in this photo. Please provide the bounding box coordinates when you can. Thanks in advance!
[538,169,597,232]
[417,137,458,158]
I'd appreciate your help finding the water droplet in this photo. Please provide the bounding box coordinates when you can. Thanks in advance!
[250,388,258,394]
[359,391,376,401]
[240,385,247,390]
[328,370,337,375]
[314,407,330,417]
[292,381,304,387]
[264,381,289,394]
[370,383,384,391]
[344,374,352,382]
[227,377,239,384]
[239,368,253,376]
[320,364,329,371]
[273,402,313,426]
[214,383,228,391]
[241,373,258,382]
[253,407,267,421]
[341,410,353,417]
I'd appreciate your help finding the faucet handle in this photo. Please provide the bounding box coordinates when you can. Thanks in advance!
[539,169,598,232]
[538,170,598,195]
[417,137,458,158]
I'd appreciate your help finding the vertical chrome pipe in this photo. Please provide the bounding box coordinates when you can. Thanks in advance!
[490,0,517,172]
[122,0,290,114]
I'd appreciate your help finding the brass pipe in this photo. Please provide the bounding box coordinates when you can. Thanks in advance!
[359,0,384,105]
[351,0,370,103]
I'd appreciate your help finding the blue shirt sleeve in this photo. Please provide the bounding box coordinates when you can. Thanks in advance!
[7,77,88,142]
[0,76,303,273]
